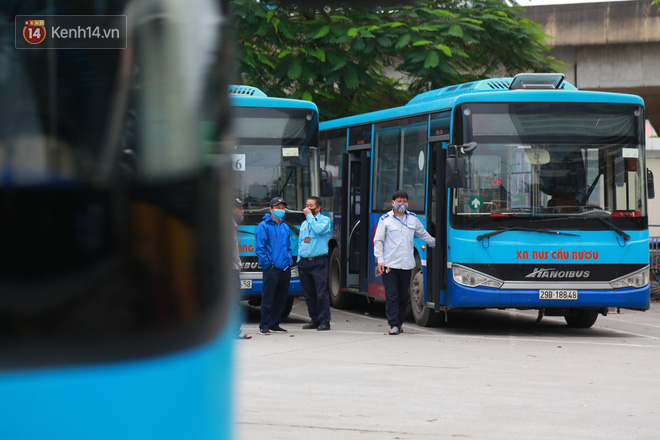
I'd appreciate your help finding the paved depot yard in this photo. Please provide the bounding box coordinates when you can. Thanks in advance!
[236,300,660,440]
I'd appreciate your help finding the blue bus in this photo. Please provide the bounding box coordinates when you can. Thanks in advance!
[228,86,330,317]
[320,73,652,328]
[0,1,235,438]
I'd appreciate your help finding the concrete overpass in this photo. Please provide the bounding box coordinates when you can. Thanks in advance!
[521,0,660,130]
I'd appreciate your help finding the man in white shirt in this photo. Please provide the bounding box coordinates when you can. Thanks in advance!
[373,190,436,335]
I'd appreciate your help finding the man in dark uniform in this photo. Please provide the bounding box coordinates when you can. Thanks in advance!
[297,196,333,331]
[374,190,436,335]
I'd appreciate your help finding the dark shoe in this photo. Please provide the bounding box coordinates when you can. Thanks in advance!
[317,322,331,331]
[237,331,252,339]
[270,325,288,333]
[259,328,271,335]
[302,321,320,329]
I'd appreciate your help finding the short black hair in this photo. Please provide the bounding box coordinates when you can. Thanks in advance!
[307,196,322,208]
[392,190,408,200]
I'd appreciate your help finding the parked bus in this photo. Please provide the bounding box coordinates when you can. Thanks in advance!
[320,73,653,328]
[228,86,330,317]
[0,1,235,438]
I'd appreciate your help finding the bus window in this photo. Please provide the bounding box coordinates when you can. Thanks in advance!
[320,128,346,214]
[348,124,372,147]
[373,127,399,210]
[373,117,428,212]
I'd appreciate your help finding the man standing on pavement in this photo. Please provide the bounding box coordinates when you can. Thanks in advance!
[255,197,292,335]
[373,190,436,335]
[232,198,251,339]
[298,196,333,331]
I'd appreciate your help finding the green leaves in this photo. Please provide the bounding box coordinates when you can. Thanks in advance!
[232,0,562,120]
[313,25,330,39]
[424,51,440,68]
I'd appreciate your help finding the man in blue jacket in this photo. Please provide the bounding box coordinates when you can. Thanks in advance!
[255,197,293,335]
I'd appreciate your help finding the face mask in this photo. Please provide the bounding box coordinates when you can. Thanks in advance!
[272,209,286,219]
[393,202,408,213]
[233,213,244,223]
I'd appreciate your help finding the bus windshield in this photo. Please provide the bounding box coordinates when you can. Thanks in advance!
[231,107,318,211]
[451,102,647,230]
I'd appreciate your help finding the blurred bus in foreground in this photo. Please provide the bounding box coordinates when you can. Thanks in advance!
[0,1,235,438]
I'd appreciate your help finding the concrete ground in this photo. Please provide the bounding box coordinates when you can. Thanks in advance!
[235,299,660,440]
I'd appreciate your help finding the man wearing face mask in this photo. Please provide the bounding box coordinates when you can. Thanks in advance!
[297,196,333,331]
[255,197,293,335]
[232,198,252,339]
[373,190,436,335]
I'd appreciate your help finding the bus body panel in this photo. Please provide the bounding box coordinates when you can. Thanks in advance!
[447,229,649,265]
[447,275,650,310]
[230,95,319,112]
[0,326,234,440]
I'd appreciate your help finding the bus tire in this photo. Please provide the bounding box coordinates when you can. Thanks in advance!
[281,297,294,318]
[564,309,599,328]
[328,247,351,309]
[410,265,442,327]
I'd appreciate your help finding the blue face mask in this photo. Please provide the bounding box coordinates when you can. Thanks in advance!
[272,209,286,219]
[393,202,408,213]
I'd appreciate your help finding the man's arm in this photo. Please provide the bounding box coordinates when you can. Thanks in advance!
[307,213,332,236]
[255,224,271,269]
[414,218,436,247]
[373,220,386,273]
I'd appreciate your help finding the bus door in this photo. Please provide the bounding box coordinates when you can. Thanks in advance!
[426,138,449,309]
[341,148,370,291]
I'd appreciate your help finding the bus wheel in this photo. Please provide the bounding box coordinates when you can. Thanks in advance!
[328,247,351,309]
[564,309,599,328]
[410,265,442,327]
[281,297,294,318]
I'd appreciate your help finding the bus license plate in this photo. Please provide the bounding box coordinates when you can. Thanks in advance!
[539,290,578,300]
[240,280,252,290]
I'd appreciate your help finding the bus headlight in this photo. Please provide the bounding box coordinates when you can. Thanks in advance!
[291,265,299,278]
[452,264,503,288]
[609,266,649,289]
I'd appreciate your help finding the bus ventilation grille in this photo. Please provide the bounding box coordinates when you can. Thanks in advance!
[487,80,511,89]
[228,85,267,97]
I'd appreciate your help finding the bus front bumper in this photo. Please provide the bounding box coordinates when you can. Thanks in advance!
[446,277,650,310]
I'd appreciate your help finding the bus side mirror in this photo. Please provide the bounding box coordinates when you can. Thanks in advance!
[320,169,333,197]
[648,168,655,199]
[446,145,465,188]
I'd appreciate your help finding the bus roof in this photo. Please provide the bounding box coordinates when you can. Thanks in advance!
[229,85,318,112]
[320,76,644,130]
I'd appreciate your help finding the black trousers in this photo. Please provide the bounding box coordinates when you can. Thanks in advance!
[381,268,412,328]
[298,257,330,324]
[260,267,291,330]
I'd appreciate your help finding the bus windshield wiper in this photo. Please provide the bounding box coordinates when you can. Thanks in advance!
[476,227,580,241]
[597,218,630,241]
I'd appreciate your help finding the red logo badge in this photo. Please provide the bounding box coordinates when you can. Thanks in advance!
[23,20,46,44]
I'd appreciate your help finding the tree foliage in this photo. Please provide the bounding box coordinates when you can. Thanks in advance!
[231,0,561,120]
